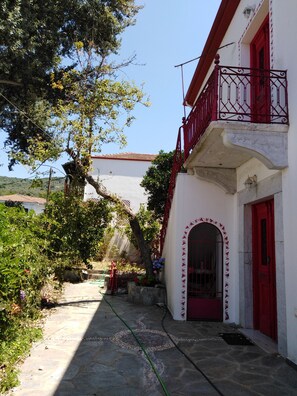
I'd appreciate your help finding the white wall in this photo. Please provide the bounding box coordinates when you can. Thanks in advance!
[84,158,152,213]
[271,0,297,365]
[0,200,45,214]
[165,0,297,363]
[237,157,278,191]
[23,202,45,214]
[194,0,265,100]
[208,0,297,364]
[163,173,236,322]
[221,0,297,364]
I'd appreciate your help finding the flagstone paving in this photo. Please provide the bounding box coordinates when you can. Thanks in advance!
[8,282,297,396]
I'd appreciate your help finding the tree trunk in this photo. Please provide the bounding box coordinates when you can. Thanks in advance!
[65,150,153,276]
[129,217,153,278]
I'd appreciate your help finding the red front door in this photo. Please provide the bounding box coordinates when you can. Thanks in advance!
[250,16,270,122]
[252,199,277,340]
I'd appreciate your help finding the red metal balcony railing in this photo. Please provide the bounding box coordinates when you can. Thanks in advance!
[160,55,289,253]
[160,129,183,252]
[183,54,289,161]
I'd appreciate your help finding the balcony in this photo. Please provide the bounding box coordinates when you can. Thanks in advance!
[183,55,289,173]
[160,56,289,252]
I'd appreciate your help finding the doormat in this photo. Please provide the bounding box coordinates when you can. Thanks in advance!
[219,332,254,346]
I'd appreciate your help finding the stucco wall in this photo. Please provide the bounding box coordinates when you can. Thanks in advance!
[272,0,297,365]
[163,173,236,322]
[236,158,287,356]
[0,201,45,214]
[23,202,45,215]
[193,0,297,365]
[84,158,152,213]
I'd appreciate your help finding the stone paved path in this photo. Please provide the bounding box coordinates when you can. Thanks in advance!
[8,282,297,396]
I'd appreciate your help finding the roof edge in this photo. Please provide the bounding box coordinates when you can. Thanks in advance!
[91,153,157,162]
[184,0,240,106]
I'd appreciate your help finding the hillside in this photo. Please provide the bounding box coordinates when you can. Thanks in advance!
[0,176,64,197]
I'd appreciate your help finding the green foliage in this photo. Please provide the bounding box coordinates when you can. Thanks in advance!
[0,176,64,197]
[0,0,154,278]
[115,259,144,274]
[124,204,160,249]
[0,203,54,391]
[43,192,112,267]
[94,226,115,261]
[134,274,157,287]
[141,150,175,220]
[0,0,141,168]
[0,321,42,393]
[46,53,149,171]
[0,204,51,329]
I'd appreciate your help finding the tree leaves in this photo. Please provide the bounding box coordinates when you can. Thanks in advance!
[141,151,175,220]
[0,0,141,168]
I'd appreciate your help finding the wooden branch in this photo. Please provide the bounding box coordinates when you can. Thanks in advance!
[65,148,135,218]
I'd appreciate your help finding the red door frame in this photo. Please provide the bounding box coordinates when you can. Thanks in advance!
[252,199,277,340]
[250,16,270,122]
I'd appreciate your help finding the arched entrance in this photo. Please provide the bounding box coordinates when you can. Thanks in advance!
[187,222,223,321]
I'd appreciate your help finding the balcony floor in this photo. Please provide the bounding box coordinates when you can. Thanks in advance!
[184,120,289,171]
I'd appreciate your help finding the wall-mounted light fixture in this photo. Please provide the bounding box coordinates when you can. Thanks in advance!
[244,175,257,190]
[243,5,255,18]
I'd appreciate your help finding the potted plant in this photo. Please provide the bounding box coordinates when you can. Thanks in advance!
[128,258,166,305]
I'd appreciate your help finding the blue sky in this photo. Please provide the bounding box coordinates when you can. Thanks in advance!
[0,0,221,179]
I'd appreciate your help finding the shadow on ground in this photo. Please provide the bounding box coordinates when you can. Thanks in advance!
[51,284,297,396]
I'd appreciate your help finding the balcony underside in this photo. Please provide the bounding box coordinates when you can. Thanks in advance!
[184,121,288,194]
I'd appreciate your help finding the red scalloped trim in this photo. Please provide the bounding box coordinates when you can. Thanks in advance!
[180,218,230,321]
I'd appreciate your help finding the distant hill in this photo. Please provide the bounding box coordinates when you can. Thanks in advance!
[0,176,64,197]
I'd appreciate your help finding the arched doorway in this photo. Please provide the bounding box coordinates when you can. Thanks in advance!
[187,223,223,321]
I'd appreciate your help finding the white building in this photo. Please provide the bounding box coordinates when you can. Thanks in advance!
[0,194,46,214]
[161,0,297,366]
[84,153,156,212]
[84,153,156,260]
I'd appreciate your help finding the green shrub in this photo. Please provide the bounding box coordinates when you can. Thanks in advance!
[0,319,42,393]
[124,204,160,254]
[0,204,51,392]
[43,192,112,268]
[0,204,51,328]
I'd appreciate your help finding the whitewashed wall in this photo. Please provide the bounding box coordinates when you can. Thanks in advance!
[163,173,236,322]
[0,200,45,214]
[23,202,45,214]
[237,158,278,191]
[271,0,297,365]
[84,158,152,213]
[212,0,297,364]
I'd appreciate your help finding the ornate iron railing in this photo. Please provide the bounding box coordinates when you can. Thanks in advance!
[183,55,289,161]
[160,55,289,252]
[160,129,183,253]
[218,65,288,124]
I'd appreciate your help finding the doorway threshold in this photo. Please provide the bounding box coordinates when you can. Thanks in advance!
[240,328,278,354]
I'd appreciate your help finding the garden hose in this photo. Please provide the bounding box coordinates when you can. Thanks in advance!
[160,305,225,396]
[100,292,170,396]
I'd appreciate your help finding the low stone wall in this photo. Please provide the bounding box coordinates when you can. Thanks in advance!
[127,281,166,306]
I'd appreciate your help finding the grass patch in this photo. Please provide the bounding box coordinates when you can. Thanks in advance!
[0,318,43,393]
